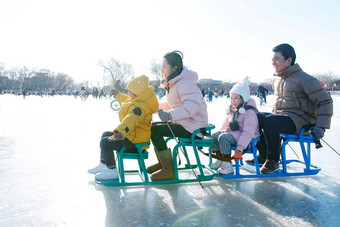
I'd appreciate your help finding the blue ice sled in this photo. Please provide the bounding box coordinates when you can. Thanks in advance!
[218,127,321,179]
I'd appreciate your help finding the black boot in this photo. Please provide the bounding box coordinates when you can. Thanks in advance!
[246,155,266,165]
[260,159,279,174]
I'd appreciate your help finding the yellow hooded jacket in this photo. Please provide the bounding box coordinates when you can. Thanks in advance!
[114,86,158,148]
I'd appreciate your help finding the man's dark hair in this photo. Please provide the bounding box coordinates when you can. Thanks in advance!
[272,43,296,65]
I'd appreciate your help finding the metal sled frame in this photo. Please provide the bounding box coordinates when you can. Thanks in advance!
[218,128,321,180]
[96,126,321,186]
[96,124,217,187]
[166,123,217,184]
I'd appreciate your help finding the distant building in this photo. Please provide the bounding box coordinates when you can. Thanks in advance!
[197,79,223,90]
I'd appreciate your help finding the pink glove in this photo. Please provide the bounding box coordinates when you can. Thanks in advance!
[234,149,243,161]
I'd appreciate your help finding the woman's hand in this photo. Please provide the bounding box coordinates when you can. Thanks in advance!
[158,109,172,122]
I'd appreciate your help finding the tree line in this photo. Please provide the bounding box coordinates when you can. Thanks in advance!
[0,63,75,93]
[1,60,339,94]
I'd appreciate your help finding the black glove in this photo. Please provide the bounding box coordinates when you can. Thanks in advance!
[107,131,124,141]
[158,109,172,122]
[310,127,325,140]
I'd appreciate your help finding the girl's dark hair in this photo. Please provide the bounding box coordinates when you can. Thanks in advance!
[272,43,296,65]
[164,51,184,81]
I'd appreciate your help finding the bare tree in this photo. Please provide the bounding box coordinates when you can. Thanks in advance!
[0,63,8,92]
[0,62,5,76]
[0,63,5,91]
[259,79,273,92]
[55,73,74,91]
[313,71,340,86]
[249,82,258,93]
[18,66,35,89]
[0,62,81,92]
[99,58,134,86]
[150,59,163,82]
[8,67,20,89]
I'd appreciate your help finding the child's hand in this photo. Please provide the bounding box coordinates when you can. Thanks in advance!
[107,132,124,141]
[111,89,119,96]
[234,149,243,161]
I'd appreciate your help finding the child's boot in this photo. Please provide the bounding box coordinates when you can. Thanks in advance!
[212,159,223,170]
[218,161,234,175]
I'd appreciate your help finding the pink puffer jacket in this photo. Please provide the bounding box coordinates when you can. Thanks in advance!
[220,98,260,151]
[159,67,208,135]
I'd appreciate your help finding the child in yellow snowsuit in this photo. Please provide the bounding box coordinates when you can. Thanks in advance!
[88,75,159,180]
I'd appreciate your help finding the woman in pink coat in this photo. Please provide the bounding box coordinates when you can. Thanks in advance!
[211,80,260,175]
[147,51,208,181]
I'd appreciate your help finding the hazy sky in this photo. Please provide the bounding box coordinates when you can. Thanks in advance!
[1,0,339,85]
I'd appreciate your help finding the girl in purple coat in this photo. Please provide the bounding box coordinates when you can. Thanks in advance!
[212,79,260,174]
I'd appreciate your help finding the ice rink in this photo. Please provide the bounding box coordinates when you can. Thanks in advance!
[1,93,339,226]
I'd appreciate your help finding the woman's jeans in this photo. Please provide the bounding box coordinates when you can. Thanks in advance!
[151,122,198,151]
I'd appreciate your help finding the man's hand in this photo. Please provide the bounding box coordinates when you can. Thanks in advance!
[107,132,124,141]
[111,89,119,96]
[158,109,172,122]
[234,149,243,161]
[310,127,325,140]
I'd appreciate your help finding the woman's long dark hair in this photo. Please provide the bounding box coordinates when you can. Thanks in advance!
[164,51,184,82]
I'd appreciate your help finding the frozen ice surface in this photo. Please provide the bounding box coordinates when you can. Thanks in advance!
[1,94,340,227]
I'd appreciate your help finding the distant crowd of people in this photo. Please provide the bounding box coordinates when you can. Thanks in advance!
[199,83,270,105]
[0,87,112,99]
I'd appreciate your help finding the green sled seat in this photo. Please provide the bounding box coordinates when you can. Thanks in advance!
[96,142,151,187]
[164,123,217,184]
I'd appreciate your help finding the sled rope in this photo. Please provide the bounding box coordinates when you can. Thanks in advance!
[321,138,340,157]
[287,143,300,159]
